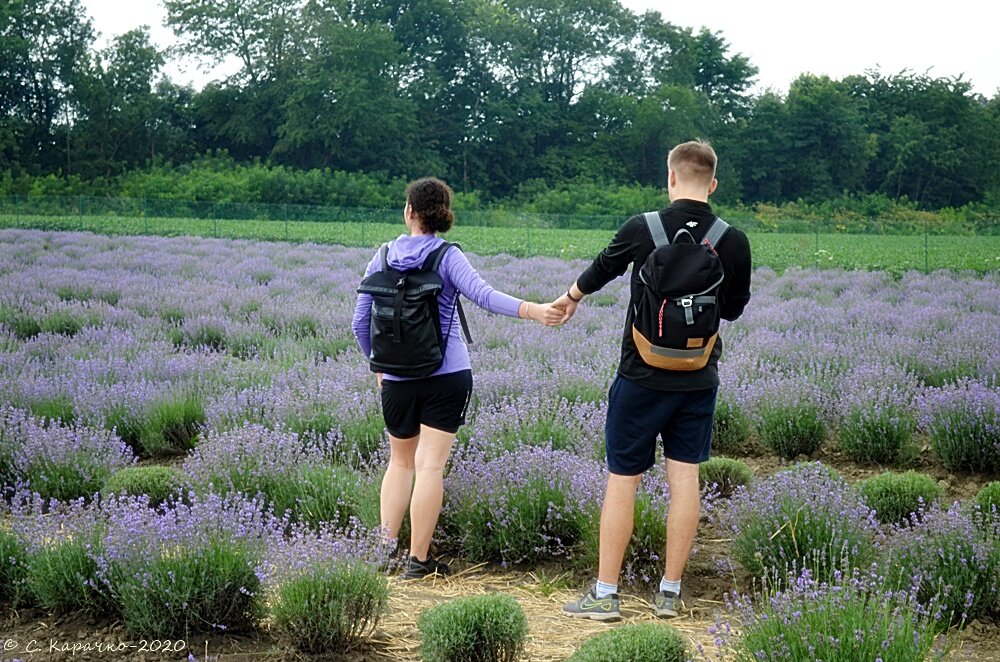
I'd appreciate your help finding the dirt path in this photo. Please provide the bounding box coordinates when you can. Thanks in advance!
[4,562,998,661]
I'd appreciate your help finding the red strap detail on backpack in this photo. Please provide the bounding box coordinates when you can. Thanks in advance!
[702,238,719,256]
[658,299,667,337]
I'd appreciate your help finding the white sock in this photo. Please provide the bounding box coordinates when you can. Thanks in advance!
[660,578,681,595]
[594,580,618,598]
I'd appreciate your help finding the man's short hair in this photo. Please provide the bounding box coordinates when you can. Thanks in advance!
[667,140,717,186]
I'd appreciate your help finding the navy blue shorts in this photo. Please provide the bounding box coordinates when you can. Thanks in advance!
[605,375,717,475]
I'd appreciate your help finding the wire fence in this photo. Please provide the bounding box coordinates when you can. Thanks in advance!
[0,195,998,272]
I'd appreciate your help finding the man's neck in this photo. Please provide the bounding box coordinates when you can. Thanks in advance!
[668,188,710,203]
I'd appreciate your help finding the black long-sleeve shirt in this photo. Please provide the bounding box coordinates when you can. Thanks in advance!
[576,199,752,391]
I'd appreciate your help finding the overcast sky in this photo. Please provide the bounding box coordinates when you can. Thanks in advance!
[82,0,1000,97]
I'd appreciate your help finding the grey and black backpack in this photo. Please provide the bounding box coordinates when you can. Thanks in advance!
[632,211,730,371]
[357,241,471,378]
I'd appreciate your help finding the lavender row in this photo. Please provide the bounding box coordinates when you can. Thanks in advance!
[0,229,997,474]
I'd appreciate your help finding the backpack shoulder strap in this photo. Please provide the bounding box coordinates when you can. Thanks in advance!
[379,242,390,271]
[703,216,731,249]
[423,240,462,272]
[421,241,473,344]
[643,211,669,248]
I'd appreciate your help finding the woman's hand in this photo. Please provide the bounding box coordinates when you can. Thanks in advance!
[521,301,564,326]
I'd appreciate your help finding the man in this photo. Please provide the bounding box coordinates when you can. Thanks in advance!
[559,140,752,620]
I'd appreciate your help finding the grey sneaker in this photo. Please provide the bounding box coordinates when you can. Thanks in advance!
[652,590,683,618]
[563,587,621,621]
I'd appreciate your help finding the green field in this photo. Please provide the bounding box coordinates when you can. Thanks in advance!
[1,213,998,272]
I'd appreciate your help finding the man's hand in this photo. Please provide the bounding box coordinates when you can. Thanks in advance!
[525,302,565,326]
[377,372,383,389]
[551,294,579,325]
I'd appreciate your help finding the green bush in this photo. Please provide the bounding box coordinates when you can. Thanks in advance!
[712,398,754,455]
[569,623,687,662]
[975,482,1000,519]
[101,466,188,506]
[700,457,753,498]
[757,402,826,459]
[26,537,115,614]
[271,563,389,653]
[40,310,85,336]
[137,394,206,457]
[0,305,41,340]
[113,538,263,637]
[858,471,942,525]
[419,593,528,662]
[839,405,917,466]
[0,528,28,604]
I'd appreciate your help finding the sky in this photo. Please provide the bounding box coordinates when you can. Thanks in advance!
[82,0,1000,97]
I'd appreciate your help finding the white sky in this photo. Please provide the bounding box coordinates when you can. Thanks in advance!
[82,0,1000,98]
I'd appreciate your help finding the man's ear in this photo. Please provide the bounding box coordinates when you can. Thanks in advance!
[668,170,677,188]
[708,178,718,195]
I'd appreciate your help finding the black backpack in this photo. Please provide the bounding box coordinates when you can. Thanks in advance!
[357,241,472,378]
[632,211,730,371]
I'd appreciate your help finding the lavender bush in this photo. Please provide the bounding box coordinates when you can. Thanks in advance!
[11,493,113,613]
[743,376,829,459]
[975,482,1000,521]
[270,562,389,653]
[182,423,378,528]
[722,462,879,584]
[919,379,1000,472]
[710,395,753,456]
[836,365,919,465]
[0,407,135,500]
[444,447,604,565]
[882,502,1000,627]
[720,568,951,662]
[0,528,27,605]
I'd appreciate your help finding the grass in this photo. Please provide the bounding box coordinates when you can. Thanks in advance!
[1,213,998,272]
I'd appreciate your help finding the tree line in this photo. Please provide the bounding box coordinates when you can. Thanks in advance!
[2,0,999,212]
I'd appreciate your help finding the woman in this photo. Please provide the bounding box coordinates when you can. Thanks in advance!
[352,177,562,579]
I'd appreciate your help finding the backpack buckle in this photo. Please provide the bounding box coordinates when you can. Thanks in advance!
[679,297,693,308]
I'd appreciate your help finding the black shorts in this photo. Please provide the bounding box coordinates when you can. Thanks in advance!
[605,375,717,475]
[380,370,473,438]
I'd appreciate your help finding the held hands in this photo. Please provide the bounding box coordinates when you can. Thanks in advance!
[550,293,579,325]
[523,301,565,326]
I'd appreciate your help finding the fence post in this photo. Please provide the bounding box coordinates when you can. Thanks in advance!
[213,203,218,238]
[814,217,820,269]
[143,198,148,235]
[13,195,19,229]
[284,203,289,241]
[360,210,366,246]
[924,216,929,274]
[525,214,532,256]
[78,195,84,231]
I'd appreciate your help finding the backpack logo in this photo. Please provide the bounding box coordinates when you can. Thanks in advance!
[357,242,472,378]
[686,221,699,228]
[632,212,729,371]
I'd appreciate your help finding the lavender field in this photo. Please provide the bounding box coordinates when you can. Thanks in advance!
[1,228,1000,660]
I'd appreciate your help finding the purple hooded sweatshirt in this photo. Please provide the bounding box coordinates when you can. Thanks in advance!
[352,234,523,381]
